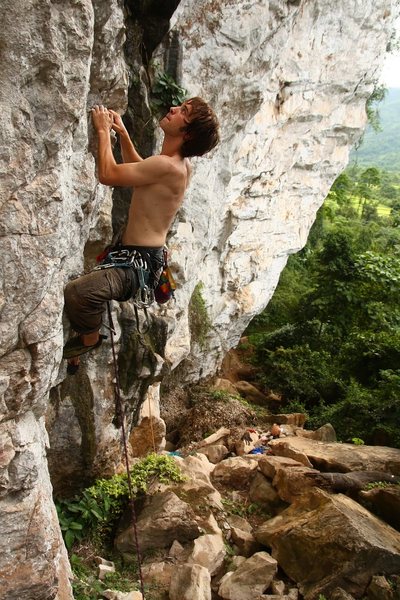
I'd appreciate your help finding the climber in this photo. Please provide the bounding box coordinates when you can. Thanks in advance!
[63,98,219,372]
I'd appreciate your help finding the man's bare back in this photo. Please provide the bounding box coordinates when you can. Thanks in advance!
[122,154,191,247]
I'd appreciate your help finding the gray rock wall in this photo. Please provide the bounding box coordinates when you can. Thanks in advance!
[0,0,397,597]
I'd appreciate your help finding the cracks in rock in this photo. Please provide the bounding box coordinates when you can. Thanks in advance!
[125,0,181,67]
[215,209,236,257]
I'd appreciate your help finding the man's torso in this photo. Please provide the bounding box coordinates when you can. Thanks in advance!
[122,155,191,247]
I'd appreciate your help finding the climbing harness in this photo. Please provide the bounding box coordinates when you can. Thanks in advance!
[106,301,146,600]
[94,246,157,308]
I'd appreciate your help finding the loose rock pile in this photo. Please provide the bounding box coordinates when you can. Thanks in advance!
[104,418,400,600]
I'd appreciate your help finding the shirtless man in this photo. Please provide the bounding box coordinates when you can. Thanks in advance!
[63,98,219,367]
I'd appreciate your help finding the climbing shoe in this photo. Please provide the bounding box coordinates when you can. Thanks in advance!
[66,362,80,375]
[63,334,107,359]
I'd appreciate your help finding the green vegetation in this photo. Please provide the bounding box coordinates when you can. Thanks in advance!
[351,437,365,446]
[248,167,400,447]
[71,554,140,600]
[363,481,393,490]
[56,454,185,599]
[189,282,213,348]
[56,453,185,550]
[209,389,241,402]
[151,72,187,113]
[221,498,270,520]
[351,88,400,171]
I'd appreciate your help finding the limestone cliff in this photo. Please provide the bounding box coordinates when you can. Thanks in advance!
[0,0,397,598]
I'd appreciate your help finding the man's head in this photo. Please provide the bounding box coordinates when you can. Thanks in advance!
[181,97,220,158]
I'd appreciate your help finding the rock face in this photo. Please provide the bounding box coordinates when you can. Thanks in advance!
[0,0,398,597]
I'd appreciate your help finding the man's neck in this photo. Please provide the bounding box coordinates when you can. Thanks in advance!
[160,135,184,159]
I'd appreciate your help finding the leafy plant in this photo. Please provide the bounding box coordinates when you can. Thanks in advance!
[152,72,187,112]
[352,437,365,445]
[221,498,270,520]
[56,453,185,550]
[189,282,212,348]
[363,480,399,490]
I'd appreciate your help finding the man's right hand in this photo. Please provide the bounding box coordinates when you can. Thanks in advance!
[109,110,129,138]
[92,105,113,133]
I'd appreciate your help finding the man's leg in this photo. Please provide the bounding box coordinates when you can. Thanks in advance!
[63,267,131,358]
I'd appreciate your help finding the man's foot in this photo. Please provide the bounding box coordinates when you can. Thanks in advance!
[63,334,107,359]
[67,357,80,375]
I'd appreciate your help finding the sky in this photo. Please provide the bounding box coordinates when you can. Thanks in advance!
[380,50,400,88]
[379,18,400,88]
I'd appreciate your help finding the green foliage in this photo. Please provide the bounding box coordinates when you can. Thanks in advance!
[351,88,400,171]
[364,481,392,490]
[70,554,140,600]
[351,437,365,445]
[209,389,234,402]
[366,85,387,133]
[56,454,185,550]
[221,498,270,520]
[189,282,212,348]
[152,72,187,112]
[248,167,400,447]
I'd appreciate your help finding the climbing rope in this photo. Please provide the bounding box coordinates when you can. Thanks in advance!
[106,301,146,600]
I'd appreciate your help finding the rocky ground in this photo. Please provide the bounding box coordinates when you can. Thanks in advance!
[75,343,400,600]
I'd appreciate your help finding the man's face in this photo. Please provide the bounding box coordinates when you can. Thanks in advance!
[160,101,193,136]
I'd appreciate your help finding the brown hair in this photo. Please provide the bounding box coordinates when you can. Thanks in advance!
[181,97,220,158]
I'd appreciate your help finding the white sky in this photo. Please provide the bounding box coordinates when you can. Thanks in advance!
[380,50,400,88]
[379,18,400,88]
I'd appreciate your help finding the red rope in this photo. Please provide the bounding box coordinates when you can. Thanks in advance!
[106,302,145,599]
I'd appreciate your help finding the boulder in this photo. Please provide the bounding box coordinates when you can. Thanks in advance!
[264,414,307,427]
[169,455,223,511]
[359,485,400,531]
[249,472,281,507]
[268,438,400,474]
[295,423,337,442]
[212,456,258,489]
[129,416,166,457]
[218,552,278,600]
[115,491,200,554]
[272,465,321,503]
[141,562,173,589]
[271,580,286,595]
[168,540,186,559]
[197,444,230,464]
[187,532,226,575]
[186,515,226,575]
[258,455,306,480]
[230,526,261,557]
[268,440,313,468]
[211,378,239,396]
[256,489,400,599]
[366,575,394,600]
[169,564,211,600]
[227,514,252,533]
[234,381,269,405]
[197,427,231,448]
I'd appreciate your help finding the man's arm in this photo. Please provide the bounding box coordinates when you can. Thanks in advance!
[92,106,169,187]
[109,110,143,163]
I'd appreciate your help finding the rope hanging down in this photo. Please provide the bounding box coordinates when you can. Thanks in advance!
[106,301,146,600]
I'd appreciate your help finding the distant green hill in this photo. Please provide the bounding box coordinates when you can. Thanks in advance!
[350,88,400,172]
